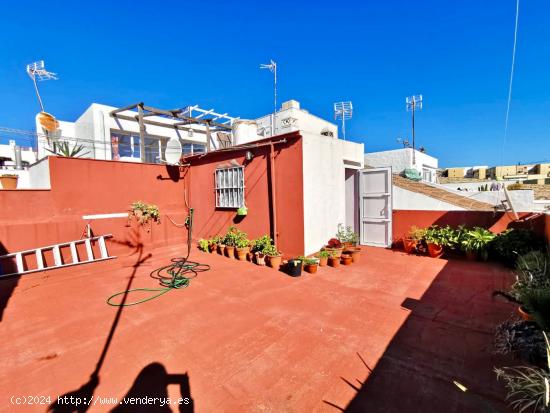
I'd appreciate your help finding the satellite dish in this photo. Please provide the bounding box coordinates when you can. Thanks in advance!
[36,111,59,132]
[164,137,182,165]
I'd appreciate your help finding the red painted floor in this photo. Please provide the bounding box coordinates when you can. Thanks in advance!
[0,246,515,412]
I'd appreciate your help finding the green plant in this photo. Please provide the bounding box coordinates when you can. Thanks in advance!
[495,319,548,367]
[211,235,223,245]
[494,333,549,413]
[492,229,543,265]
[263,244,280,257]
[515,251,550,293]
[521,288,550,332]
[336,223,358,244]
[223,226,247,247]
[46,140,90,158]
[198,239,209,252]
[251,235,273,254]
[129,201,161,226]
[460,227,495,253]
[235,237,250,249]
[407,226,426,241]
[303,257,318,265]
[318,250,330,259]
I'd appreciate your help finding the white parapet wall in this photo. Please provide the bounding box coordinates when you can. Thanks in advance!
[301,132,364,255]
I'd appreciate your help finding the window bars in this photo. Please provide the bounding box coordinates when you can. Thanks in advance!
[215,166,245,208]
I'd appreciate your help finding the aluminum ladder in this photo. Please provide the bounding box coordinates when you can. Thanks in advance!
[0,234,116,278]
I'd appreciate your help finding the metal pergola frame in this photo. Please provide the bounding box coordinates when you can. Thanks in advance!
[109,102,234,161]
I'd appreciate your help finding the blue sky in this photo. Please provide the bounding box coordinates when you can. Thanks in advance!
[0,0,548,167]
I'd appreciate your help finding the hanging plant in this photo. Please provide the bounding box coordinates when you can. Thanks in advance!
[129,201,161,231]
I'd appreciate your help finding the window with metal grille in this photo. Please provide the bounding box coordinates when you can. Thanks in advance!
[215,166,245,208]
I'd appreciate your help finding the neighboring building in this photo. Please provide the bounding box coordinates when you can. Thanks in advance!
[533,163,550,177]
[363,148,438,183]
[446,167,465,179]
[0,140,37,167]
[487,164,536,180]
[256,100,338,140]
[473,167,487,179]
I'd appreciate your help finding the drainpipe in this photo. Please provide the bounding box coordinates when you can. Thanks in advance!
[269,141,278,247]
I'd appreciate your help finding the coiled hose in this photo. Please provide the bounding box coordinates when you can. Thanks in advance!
[106,208,210,306]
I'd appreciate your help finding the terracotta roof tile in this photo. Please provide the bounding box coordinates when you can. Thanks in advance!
[392,175,495,211]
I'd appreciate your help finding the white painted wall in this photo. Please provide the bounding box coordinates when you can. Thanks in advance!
[28,157,51,189]
[393,186,465,211]
[301,132,364,255]
[0,140,37,165]
[256,100,338,139]
[364,148,438,183]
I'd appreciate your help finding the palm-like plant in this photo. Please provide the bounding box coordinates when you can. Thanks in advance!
[495,333,550,413]
[46,140,90,158]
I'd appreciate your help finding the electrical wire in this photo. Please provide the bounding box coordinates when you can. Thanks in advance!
[502,0,520,163]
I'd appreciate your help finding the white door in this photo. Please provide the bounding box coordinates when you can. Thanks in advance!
[359,167,392,247]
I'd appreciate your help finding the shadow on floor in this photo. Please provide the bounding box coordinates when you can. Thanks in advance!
[112,363,194,413]
[48,231,153,413]
[324,258,515,413]
[0,242,20,322]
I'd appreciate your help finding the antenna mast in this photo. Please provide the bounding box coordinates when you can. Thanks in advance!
[26,60,58,112]
[260,59,277,136]
[334,101,353,140]
[406,94,423,165]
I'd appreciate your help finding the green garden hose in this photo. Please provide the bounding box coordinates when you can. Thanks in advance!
[106,208,210,306]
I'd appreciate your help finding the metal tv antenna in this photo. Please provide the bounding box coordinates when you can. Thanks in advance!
[260,59,277,136]
[334,101,353,140]
[406,94,423,165]
[26,60,58,112]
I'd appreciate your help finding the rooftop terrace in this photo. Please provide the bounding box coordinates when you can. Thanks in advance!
[0,245,515,412]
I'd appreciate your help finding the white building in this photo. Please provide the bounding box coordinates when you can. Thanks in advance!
[363,148,438,183]
[0,139,37,167]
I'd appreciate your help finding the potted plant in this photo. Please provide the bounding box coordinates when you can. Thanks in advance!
[324,238,344,258]
[403,226,425,254]
[223,226,239,258]
[460,227,495,261]
[251,235,272,266]
[286,258,303,277]
[198,239,210,252]
[303,257,319,274]
[317,250,330,267]
[328,252,340,267]
[209,236,221,252]
[336,223,359,249]
[264,244,282,269]
[235,237,250,261]
[341,253,353,265]
[424,226,444,258]
[0,174,18,190]
[128,201,161,232]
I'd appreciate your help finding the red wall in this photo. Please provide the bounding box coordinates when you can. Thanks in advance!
[187,132,304,257]
[0,132,306,265]
[392,209,547,245]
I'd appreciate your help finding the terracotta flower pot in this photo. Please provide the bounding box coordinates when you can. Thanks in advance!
[517,305,533,321]
[255,252,266,266]
[304,263,318,274]
[427,243,443,259]
[268,255,282,269]
[225,245,236,258]
[341,254,353,265]
[208,243,216,253]
[0,175,18,190]
[236,247,249,261]
[324,247,344,258]
[217,244,225,255]
[345,248,361,263]
[328,256,340,267]
[318,256,328,267]
[403,238,417,254]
